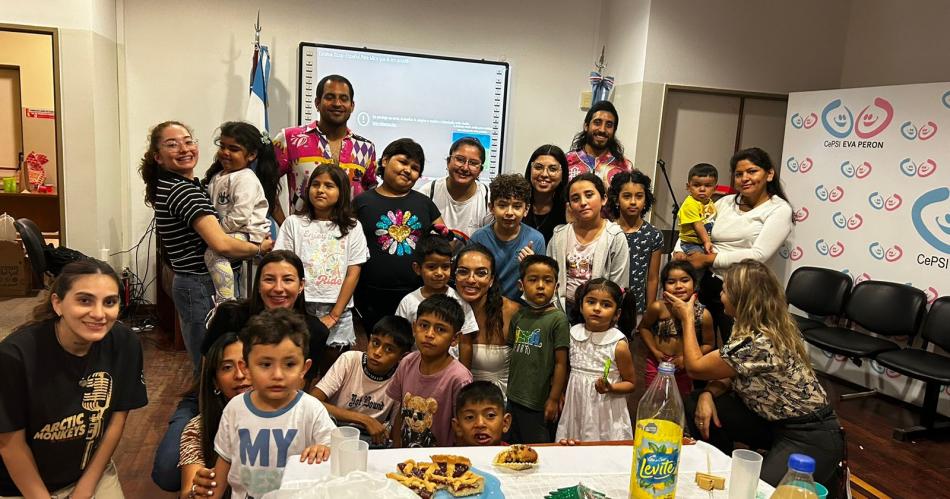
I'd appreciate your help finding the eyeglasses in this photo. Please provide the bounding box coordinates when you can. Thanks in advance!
[161,138,198,151]
[449,155,483,168]
[455,268,491,279]
[531,163,561,175]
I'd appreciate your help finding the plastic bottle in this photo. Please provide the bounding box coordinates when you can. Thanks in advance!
[769,454,819,499]
[630,361,684,499]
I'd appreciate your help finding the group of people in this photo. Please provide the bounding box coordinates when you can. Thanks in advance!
[0,73,846,499]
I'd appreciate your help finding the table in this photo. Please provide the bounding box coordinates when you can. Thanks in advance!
[280,442,775,498]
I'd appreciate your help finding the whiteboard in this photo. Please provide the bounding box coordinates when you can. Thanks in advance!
[297,43,509,180]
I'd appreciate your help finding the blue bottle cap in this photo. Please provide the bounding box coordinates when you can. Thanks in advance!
[658,361,675,374]
[788,453,816,473]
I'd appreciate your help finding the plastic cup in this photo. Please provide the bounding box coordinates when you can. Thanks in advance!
[728,449,763,499]
[335,438,369,476]
[330,426,360,476]
[815,483,829,499]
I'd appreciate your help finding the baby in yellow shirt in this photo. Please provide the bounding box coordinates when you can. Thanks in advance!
[678,163,718,255]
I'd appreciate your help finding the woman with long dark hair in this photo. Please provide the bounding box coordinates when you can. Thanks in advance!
[522,144,569,242]
[0,259,147,498]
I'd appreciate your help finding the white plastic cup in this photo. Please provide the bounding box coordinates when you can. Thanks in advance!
[728,449,763,499]
[330,426,361,476]
[335,438,369,476]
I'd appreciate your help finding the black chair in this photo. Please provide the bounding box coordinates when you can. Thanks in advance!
[876,296,950,441]
[803,280,927,365]
[786,266,852,332]
[13,217,47,288]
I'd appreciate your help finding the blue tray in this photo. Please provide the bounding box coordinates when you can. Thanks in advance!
[434,467,504,498]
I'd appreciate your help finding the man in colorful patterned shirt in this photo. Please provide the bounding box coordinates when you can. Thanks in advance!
[566,100,632,186]
[273,74,377,222]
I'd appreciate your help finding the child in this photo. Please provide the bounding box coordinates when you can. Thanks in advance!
[275,163,368,362]
[387,295,473,448]
[311,315,413,447]
[608,171,664,335]
[211,308,336,499]
[354,138,444,335]
[452,381,512,446]
[638,261,715,394]
[395,230,479,361]
[469,173,547,302]
[555,279,635,441]
[506,254,570,444]
[203,121,279,303]
[678,163,718,255]
[547,172,629,320]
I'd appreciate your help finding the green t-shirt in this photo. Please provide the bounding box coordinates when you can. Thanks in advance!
[506,307,571,410]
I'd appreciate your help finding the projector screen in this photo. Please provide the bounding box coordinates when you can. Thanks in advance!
[297,43,510,181]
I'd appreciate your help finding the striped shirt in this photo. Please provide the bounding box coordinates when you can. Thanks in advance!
[155,170,216,274]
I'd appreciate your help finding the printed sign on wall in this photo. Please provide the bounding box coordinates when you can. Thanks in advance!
[781,82,950,416]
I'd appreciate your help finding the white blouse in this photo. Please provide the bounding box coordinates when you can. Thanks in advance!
[709,194,793,270]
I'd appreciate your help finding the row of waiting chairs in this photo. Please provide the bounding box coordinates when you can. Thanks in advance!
[785,267,950,441]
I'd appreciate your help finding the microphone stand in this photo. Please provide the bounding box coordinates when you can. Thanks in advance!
[656,159,680,255]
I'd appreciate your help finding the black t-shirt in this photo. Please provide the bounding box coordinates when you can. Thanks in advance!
[353,189,442,292]
[525,205,567,243]
[0,320,148,494]
[204,301,330,380]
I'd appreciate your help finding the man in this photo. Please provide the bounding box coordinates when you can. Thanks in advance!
[272,74,377,221]
[566,100,632,185]
[415,137,490,238]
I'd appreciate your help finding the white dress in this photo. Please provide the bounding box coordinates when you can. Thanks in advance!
[470,344,511,396]
[556,324,633,441]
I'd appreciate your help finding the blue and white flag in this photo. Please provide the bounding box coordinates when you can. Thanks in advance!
[245,45,270,132]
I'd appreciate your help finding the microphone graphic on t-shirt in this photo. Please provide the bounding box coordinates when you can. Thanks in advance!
[79,371,113,467]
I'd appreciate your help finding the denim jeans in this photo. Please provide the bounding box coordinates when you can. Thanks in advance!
[150,394,199,491]
[171,272,214,376]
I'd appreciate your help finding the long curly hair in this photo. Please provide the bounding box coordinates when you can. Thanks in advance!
[139,121,193,207]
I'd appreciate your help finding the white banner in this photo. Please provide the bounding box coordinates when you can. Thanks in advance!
[780,82,950,416]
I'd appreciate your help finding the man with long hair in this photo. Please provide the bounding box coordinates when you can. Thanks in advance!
[566,100,632,185]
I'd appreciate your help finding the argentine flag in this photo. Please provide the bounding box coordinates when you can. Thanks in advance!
[245,45,270,131]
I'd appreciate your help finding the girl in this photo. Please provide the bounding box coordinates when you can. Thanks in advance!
[672,259,844,491]
[608,171,664,336]
[353,138,444,333]
[522,144,569,243]
[555,278,636,441]
[275,164,367,367]
[547,172,629,321]
[0,259,148,498]
[202,121,280,304]
[637,260,715,395]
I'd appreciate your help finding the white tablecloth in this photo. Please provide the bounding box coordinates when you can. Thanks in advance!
[280,442,775,498]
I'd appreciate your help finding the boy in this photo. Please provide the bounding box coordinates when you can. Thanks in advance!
[387,295,473,448]
[452,381,511,446]
[395,232,479,362]
[506,254,570,444]
[311,316,413,447]
[212,309,337,499]
[469,174,547,301]
[677,163,718,255]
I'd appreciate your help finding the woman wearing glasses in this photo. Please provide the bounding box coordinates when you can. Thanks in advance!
[138,121,272,376]
[415,137,491,239]
[522,145,569,242]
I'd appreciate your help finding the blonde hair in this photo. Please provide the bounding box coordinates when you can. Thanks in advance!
[723,260,812,370]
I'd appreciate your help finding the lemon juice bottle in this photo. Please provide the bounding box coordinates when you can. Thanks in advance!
[631,361,684,498]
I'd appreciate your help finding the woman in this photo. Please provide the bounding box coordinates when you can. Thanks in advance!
[179,333,248,499]
[678,147,793,343]
[0,260,148,498]
[670,260,844,495]
[151,251,328,492]
[139,121,272,374]
[456,244,520,395]
[522,145,569,242]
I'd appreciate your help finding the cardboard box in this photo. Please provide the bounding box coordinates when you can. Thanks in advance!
[0,240,30,297]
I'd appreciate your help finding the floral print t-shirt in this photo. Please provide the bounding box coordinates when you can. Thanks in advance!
[719,331,829,421]
[354,189,442,293]
[624,221,664,313]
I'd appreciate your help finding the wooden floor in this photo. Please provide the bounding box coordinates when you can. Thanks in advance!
[114,330,947,498]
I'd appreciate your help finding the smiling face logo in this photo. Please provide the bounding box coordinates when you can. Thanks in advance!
[912,187,950,254]
[828,186,845,202]
[821,99,854,138]
[847,214,863,230]
[868,192,885,210]
[816,239,830,256]
[832,212,847,229]
[855,161,872,179]
[829,241,845,257]
[840,161,855,178]
[869,242,885,260]
[884,194,902,211]
[787,157,799,172]
[918,121,938,140]
[884,245,903,262]
[793,207,810,222]
[854,98,894,138]
[901,120,938,141]
[789,246,804,261]
[855,272,872,285]
[789,112,817,129]
[900,158,938,177]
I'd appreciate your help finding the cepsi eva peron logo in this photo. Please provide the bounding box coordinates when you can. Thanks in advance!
[821,97,894,139]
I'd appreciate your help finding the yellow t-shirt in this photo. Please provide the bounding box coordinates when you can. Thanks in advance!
[678,195,716,244]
